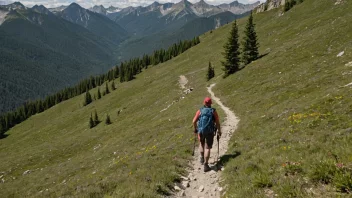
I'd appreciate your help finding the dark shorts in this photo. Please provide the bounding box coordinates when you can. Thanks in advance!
[198,132,215,149]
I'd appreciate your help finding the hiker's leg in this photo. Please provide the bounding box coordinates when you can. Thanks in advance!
[204,148,211,164]
[198,133,204,156]
[204,134,214,164]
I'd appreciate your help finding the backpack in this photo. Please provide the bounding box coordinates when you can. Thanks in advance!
[197,107,215,135]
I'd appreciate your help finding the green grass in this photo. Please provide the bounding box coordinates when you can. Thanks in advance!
[215,0,352,197]
[0,0,351,197]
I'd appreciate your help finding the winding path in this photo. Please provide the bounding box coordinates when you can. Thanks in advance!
[176,79,239,197]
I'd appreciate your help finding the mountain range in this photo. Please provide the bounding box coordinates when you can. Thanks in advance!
[0,0,259,114]
[90,0,259,36]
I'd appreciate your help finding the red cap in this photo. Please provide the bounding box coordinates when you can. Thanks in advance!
[204,97,212,105]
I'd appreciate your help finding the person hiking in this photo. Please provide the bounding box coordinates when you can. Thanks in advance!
[192,97,221,172]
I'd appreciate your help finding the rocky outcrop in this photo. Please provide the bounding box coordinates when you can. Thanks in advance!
[256,0,286,13]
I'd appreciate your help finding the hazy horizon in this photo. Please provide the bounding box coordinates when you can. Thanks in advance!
[0,0,265,9]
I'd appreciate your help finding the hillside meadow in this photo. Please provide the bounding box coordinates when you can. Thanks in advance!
[0,0,351,197]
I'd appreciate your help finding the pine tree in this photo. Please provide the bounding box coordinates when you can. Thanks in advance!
[222,20,240,78]
[111,81,116,91]
[242,11,259,65]
[206,61,215,81]
[84,90,92,106]
[97,88,101,99]
[94,110,99,125]
[105,82,110,94]
[105,114,112,125]
[284,1,291,11]
[89,114,95,128]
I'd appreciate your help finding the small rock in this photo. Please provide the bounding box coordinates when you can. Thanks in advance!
[0,175,3,179]
[214,187,217,192]
[337,51,344,57]
[218,187,223,192]
[182,181,190,188]
[345,61,352,67]
[345,82,352,87]
[174,185,181,191]
[1,178,5,183]
[198,185,204,192]
[180,176,189,181]
[221,167,225,171]
[178,190,186,196]
[23,170,31,175]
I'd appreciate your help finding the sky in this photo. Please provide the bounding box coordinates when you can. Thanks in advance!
[0,0,265,9]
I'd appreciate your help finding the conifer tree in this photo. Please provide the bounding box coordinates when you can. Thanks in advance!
[97,88,101,99]
[242,12,259,65]
[206,61,215,81]
[94,110,99,125]
[222,20,240,78]
[89,114,94,128]
[111,81,116,91]
[84,90,92,106]
[105,114,111,125]
[105,82,110,94]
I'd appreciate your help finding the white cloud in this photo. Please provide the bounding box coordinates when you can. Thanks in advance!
[2,0,265,8]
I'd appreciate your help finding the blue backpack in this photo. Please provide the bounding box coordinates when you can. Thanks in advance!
[198,107,215,135]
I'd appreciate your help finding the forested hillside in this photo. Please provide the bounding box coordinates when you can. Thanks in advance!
[0,5,118,113]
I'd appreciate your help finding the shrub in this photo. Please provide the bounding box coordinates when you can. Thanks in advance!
[253,173,273,188]
[308,160,336,184]
[333,167,352,193]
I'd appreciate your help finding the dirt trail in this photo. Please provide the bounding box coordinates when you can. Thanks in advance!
[173,81,239,197]
[179,75,188,90]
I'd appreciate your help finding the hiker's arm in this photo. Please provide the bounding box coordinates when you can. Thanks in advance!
[214,111,221,136]
[192,110,200,133]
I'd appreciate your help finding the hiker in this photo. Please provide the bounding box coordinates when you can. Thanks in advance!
[193,97,221,172]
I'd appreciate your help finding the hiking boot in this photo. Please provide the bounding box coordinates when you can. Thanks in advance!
[200,156,204,165]
[204,163,211,172]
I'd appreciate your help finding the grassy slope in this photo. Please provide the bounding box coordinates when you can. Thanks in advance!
[216,0,352,197]
[0,0,351,197]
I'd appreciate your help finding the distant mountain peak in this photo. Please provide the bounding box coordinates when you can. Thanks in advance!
[89,4,108,15]
[152,1,160,6]
[0,1,26,11]
[194,0,210,6]
[94,5,105,9]
[12,1,24,6]
[177,0,192,6]
[68,2,82,9]
[32,4,45,9]
[32,4,53,15]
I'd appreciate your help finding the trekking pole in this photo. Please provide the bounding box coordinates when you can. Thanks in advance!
[217,134,220,165]
[192,133,197,156]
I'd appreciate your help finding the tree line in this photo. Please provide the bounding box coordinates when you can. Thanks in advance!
[119,37,200,82]
[0,36,200,137]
